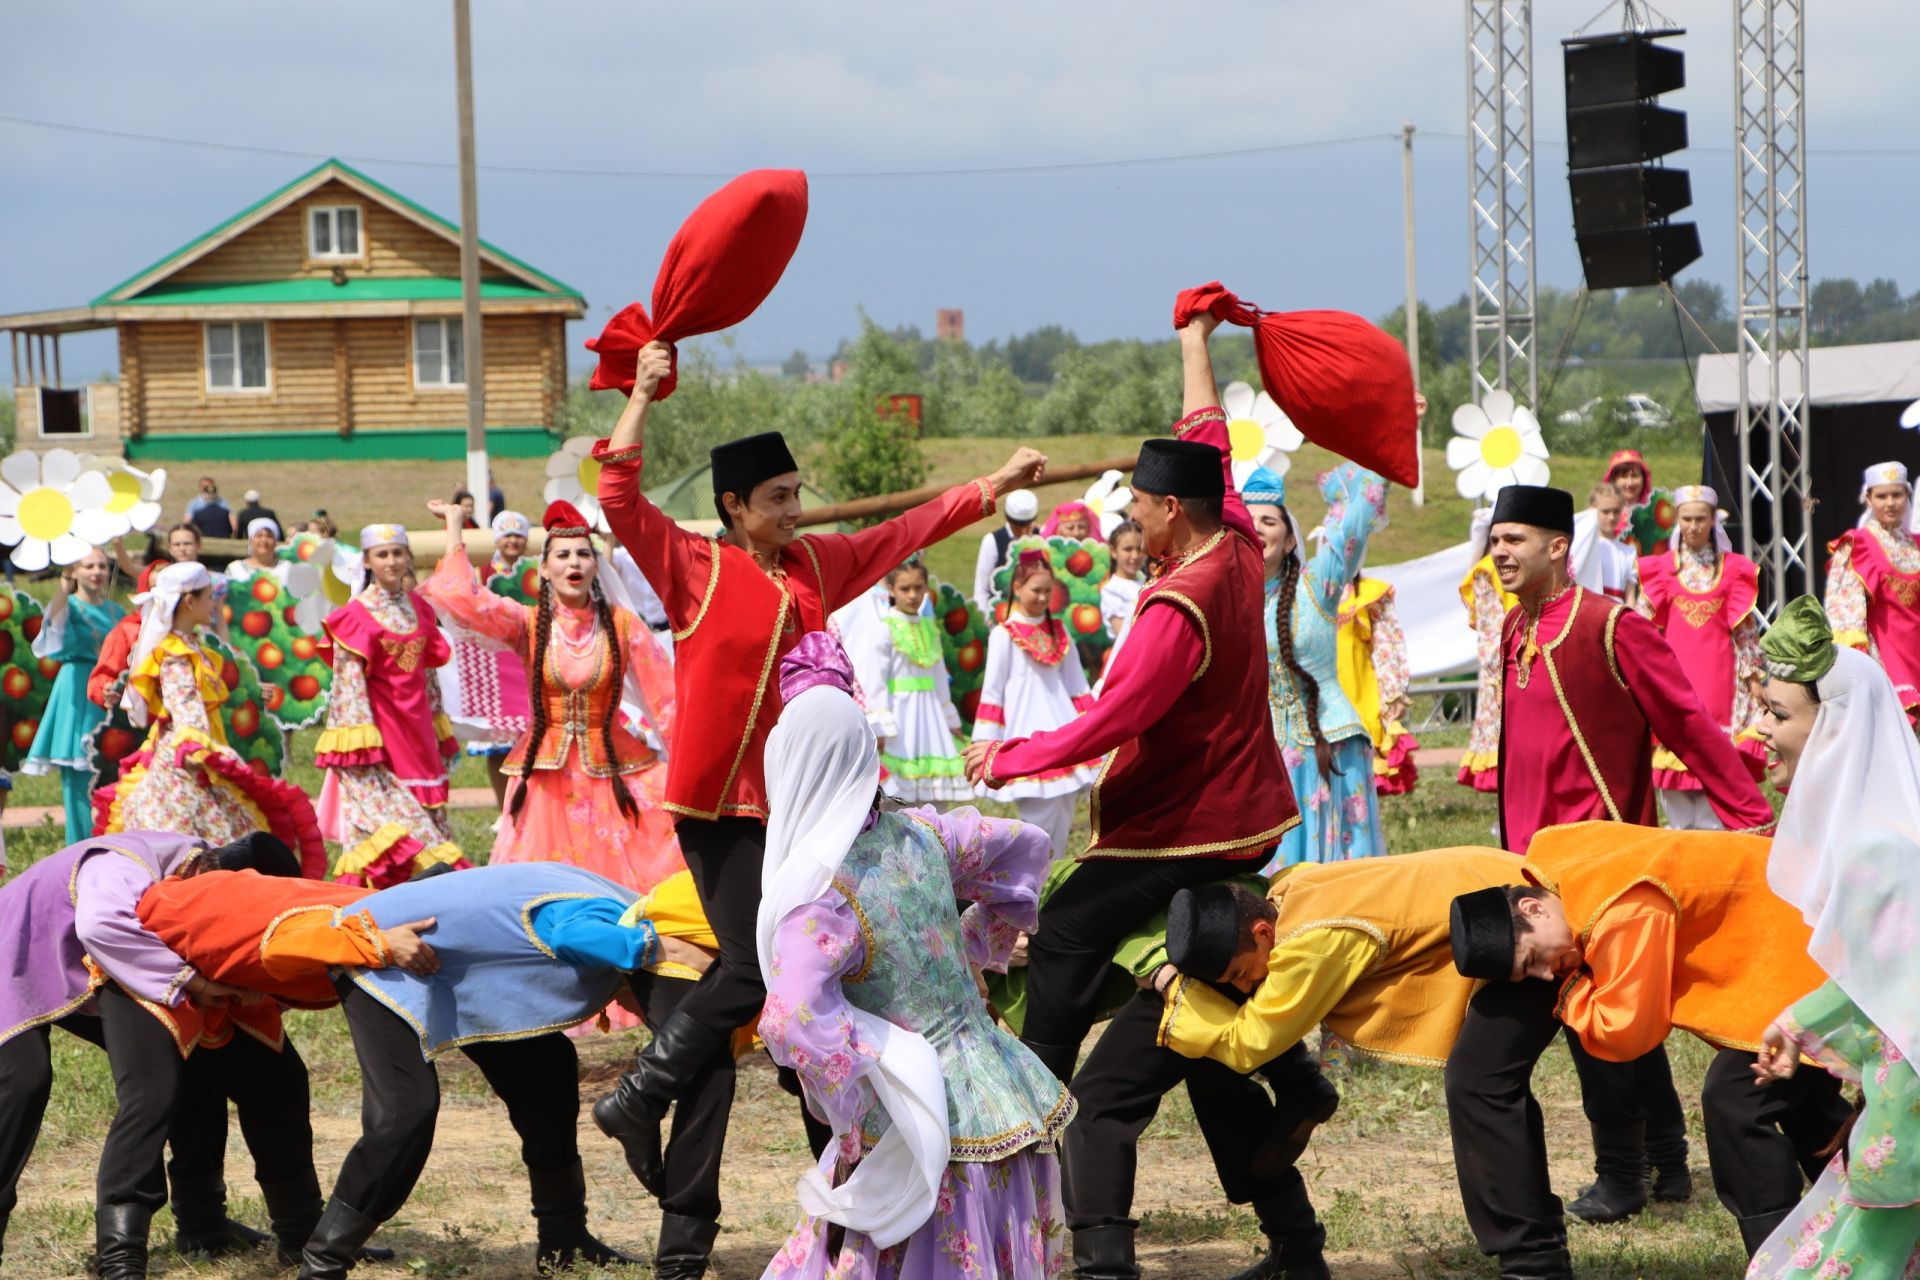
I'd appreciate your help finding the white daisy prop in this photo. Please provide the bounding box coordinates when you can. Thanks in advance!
[1446,391,1551,501]
[1222,381,1304,487]
[1083,470,1133,538]
[0,449,121,569]
[79,456,168,533]
[283,542,331,632]
[544,437,607,532]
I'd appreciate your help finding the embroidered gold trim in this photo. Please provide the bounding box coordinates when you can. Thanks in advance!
[971,477,996,516]
[672,543,723,642]
[1082,814,1300,862]
[345,968,616,1062]
[258,904,339,969]
[831,879,877,984]
[598,444,645,465]
[1602,602,1628,690]
[856,1083,1077,1163]
[1542,642,1624,824]
[1148,591,1213,682]
[65,839,167,906]
[1174,407,1228,438]
[518,891,602,959]
[795,537,825,600]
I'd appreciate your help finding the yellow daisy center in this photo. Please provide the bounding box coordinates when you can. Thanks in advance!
[105,471,143,515]
[17,486,74,542]
[1228,417,1266,462]
[576,454,602,493]
[1480,425,1523,469]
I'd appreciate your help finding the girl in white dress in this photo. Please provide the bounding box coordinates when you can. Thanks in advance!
[867,560,972,803]
[971,548,1098,857]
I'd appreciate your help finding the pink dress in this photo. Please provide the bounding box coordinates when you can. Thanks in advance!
[317,589,466,888]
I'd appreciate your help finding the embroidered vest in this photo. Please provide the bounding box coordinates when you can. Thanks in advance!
[1835,528,1920,708]
[1524,823,1826,1051]
[836,812,1073,1159]
[1636,552,1758,728]
[1090,530,1296,860]
[1272,847,1524,1066]
[506,605,656,777]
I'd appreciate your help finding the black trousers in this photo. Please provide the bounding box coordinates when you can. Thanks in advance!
[674,817,771,1041]
[1021,854,1253,1055]
[1062,988,1322,1254]
[1446,979,1850,1265]
[331,982,581,1222]
[1561,1031,1685,1135]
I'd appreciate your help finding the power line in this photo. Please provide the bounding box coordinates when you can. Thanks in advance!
[0,113,1398,181]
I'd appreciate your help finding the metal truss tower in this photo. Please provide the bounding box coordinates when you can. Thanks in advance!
[1734,0,1812,615]
[1466,0,1540,411]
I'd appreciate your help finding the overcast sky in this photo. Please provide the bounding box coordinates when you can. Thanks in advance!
[5,1,1916,379]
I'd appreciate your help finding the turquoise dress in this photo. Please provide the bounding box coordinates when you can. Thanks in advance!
[1746,981,1920,1278]
[24,594,126,841]
[1270,464,1386,868]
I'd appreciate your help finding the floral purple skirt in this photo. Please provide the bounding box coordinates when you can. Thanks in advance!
[761,1150,1067,1280]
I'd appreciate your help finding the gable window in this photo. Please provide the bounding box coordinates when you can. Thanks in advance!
[308,205,362,260]
[413,318,465,389]
[205,322,270,392]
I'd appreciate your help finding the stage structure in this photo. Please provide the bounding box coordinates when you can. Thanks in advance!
[1465,0,1540,413]
[1733,0,1813,615]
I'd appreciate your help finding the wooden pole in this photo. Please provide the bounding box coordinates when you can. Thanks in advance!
[796,455,1138,528]
[52,334,62,389]
[10,331,20,387]
[451,0,490,525]
[23,332,35,386]
[1402,121,1425,508]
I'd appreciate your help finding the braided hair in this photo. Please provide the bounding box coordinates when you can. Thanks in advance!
[507,542,641,825]
[1273,523,1337,780]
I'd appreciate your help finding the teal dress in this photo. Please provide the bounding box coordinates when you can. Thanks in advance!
[1270,464,1386,869]
[1746,981,1920,1278]
[24,594,126,841]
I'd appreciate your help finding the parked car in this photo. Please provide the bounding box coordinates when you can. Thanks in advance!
[1556,393,1671,429]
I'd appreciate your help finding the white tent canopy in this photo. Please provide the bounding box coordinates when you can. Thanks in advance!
[1694,338,1920,414]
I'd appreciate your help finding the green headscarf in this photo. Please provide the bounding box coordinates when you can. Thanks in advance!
[1760,594,1838,684]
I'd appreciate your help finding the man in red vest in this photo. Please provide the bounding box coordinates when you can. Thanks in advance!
[1488,483,1776,1236]
[589,339,1048,1201]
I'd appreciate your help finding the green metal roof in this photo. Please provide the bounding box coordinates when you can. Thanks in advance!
[114,277,565,306]
[90,158,583,306]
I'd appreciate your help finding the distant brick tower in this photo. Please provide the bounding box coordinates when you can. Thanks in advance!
[935,309,965,342]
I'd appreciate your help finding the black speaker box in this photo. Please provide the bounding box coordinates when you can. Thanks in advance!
[1575,223,1702,289]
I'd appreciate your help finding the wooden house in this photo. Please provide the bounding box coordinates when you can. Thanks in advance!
[0,159,585,460]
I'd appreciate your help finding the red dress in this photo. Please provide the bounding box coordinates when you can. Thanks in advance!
[1635,550,1766,791]
[1827,526,1920,717]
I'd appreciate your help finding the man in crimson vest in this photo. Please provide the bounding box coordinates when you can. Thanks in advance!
[1446,824,1849,1277]
[589,339,1049,1202]
[966,312,1295,1082]
[1488,483,1777,1236]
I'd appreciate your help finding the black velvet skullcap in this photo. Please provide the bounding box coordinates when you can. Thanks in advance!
[1133,439,1225,502]
[1450,886,1516,981]
[711,431,799,505]
[210,832,301,879]
[1165,884,1241,983]
[1489,484,1575,537]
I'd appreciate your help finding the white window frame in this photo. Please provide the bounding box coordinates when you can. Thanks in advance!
[412,317,466,390]
[307,204,364,261]
[203,321,272,394]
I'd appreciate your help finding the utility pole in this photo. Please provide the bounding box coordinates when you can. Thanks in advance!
[1401,121,1425,507]
[452,0,490,525]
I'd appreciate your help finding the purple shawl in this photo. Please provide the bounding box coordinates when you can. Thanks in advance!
[0,832,204,1047]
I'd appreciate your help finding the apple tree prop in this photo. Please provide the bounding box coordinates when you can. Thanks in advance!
[933,581,991,734]
[0,591,56,771]
[226,569,333,730]
[85,636,287,781]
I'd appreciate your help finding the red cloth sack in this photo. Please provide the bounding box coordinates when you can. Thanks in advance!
[587,169,809,398]
[1174,282,1419,488]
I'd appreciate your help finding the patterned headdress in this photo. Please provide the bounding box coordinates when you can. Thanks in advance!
[491,509,531,539]
[1240,466,1287,508]
[1860,461,1912,502]
[359,523,410,551]
[1011,546,1053,585]
[542,500,592,539]
[1760,594,1837,684]
[778,631,856,703]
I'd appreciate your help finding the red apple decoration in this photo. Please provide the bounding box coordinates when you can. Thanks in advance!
[296,541,315,561]
[0,666,31,700]
[251,578,280,605]
[960,689,981,722]
[222,604,233,624]
[290,674,321,702]
[520,567,539,596]
[1066,549,1094,578]
[256,643,284,671]
[944,606,970,636]
[99,726,138,762]
[229,702,260,739]
[36,656,60,680]
[0,633,14,665]
[284,606,301,627]
[0,595,15,622]
[1069,603,1102,636]
[240,611,272,639]
[21,617,39,643]
[291,636,318,661]
[262,684,286,711]
[1050,584,1070,615]
[956,640,985,673]
[221,659,241,690]
[11,719,36,751]
[248,758,269,776]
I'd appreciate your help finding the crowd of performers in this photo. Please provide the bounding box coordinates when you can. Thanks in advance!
[4,303,1920,1280]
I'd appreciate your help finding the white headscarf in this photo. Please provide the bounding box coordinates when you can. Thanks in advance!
[123,561,213,727]
[1667,485,1733,555]
[1769,646,1920,1062]
[246,517,281,541]
[1854,461,1920,533]
[756,685,949,1249]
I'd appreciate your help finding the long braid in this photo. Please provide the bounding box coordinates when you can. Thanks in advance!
[591,574,641,824]
[1276,547,1337,779]
[508,575,554,821]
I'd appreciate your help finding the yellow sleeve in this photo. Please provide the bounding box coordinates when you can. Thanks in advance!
[1157,926,1380,1073]
[260,908,390,981]
[1556,885,1677,1063]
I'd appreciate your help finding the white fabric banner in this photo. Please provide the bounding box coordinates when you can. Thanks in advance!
[1370,540,1478,680]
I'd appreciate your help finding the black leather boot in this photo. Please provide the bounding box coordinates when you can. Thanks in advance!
[1499,1246,1575,1279]
[653,1212,720,1280]
[1070,1224,1140,1280]
[1220,1180,1330,1280]
[1020,1040,1082,1085]
[261,1175,396,1268]
[1566,1121,1649,1224]
[1645,1116,1693,1202]
[1248,1047,1341,1181]
[297,1197,381,1280]
[92,1204,152,1280]
[592,1012,728,1195]
[529,1160,639,1274]
[1736,1209,1791,1260]
[169,1170,272,1258]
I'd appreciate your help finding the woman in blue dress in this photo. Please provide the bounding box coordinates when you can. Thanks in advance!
[1243,464,1389,867]
[23,546,126,841]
